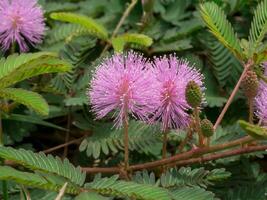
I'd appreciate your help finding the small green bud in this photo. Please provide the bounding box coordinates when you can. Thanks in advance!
[200,119,214,138]
[241,70,259,98]
[185,81,202,108]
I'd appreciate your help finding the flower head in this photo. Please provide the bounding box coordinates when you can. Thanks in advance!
[255,86,267,124]
[152,55,204,131]
[0,0,45,52]
[88,52,157,127]
[255,62,267,124]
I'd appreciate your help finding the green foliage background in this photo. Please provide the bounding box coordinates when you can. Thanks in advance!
[1,0,267,199]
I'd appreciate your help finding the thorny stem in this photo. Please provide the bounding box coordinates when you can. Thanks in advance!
[214,60,253,130]
[100,0,138,56]
[193,108,204,147]
[81,136,254,174]
[170,145,267,168]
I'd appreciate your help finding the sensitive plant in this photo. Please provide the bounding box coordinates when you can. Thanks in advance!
[1,0,267,200]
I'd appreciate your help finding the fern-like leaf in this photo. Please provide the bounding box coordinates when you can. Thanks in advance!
[0,52,71,89]
[199,2,243,59]
[0,88,49,116]
[133,167,231,189]
[0,166,80,194]
[79,121,162,159]
[86,175,172,200]
[171,186,217,200]
[249,0,267,52]
[205,36,243,87]
[50,12,108,40]
[0,146,86,186]
[112,33,153,53]
[75,192,108,200]
[46,24,89,45]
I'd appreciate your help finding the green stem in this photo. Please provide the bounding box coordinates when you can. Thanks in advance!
[193,108,204,147]
[9,42,16,55]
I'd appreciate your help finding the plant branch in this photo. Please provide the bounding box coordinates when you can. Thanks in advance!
[81,136,253,174]
[43,136,85,154]
[214,60,253,130]
[162,129,169,159]
[123,116,129,173]
[172,144,267,167]
[100,0,138,55]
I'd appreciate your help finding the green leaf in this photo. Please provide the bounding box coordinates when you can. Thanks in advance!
[205,36,243,87]
[79,121,162,159]
[152,39,192,53]
[0,88,49,116]
[50,12,108,40]
[205,96,227,108]
[0,146,86,186]
[199,2,243,59]
[75,192,108,200]
[0,52,72,88]
[112,33,153,53]
[2,113,67,131]
[249,0,267,54]
[0,166,79,194]
[46,24,90,45]
[86,175,172,200]
[172,186,217,200]
[238,120,267,140]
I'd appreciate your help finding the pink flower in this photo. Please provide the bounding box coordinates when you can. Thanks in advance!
[255,86,267,124]
[255,63,267,124]
[0,0,45,52]
[152,55,204,131]
[88,52,158,127]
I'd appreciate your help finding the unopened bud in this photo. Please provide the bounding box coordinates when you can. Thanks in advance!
[241,70,259,98]
[186,81,202,108]
[201,119,214,137]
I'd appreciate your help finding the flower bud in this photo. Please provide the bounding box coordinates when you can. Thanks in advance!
[241,70,259,98]
[200,119,214,137]
[186,81,202,108]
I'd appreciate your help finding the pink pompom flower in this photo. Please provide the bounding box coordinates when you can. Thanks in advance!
[0,0,45,52]
[255,63,267,124]
[151,55,204,131]
[88,52,158,127]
